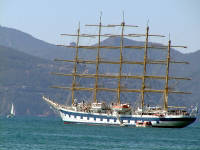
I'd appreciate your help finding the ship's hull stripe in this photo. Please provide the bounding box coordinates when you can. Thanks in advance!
[62,120,195,128]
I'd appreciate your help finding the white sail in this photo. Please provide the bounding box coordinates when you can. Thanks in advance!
[7,103,15,118]
[10,103,15,116]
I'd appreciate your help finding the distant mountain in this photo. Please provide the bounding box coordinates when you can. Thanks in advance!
[0,26,182,61]
[0,45,76,116]
[0,26,73,60]
[0,26,200,116]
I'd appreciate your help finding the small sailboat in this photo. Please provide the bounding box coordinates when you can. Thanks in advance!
[7,103,15,118]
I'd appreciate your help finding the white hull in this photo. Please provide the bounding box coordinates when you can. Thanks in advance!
[59,107,196,128]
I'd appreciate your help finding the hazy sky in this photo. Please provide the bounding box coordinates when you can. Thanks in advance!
[0,0,200,53]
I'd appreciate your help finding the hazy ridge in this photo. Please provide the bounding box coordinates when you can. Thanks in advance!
[0,26,199,116]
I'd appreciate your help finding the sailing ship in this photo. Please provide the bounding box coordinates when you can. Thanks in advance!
[7,103,15,118]
[42,15,197,128]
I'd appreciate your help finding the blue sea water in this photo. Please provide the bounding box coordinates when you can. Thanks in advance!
[0,117,199,150]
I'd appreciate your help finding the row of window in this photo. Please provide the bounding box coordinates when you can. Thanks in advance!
[64,113,134,123]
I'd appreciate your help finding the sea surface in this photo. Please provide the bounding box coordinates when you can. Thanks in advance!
[0,117,200,150]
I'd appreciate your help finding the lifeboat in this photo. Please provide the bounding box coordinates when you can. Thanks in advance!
[154,114,164,117]
[112,104,130,111]
[112,103,131,115]
[136,121,152,127]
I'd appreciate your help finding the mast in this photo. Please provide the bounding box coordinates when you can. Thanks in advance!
[93,14,102,103]
[117,15,125,104]
[141,26,149,110]
[53,18,190,106]
[71,23,80,105]
[164,39,171,111]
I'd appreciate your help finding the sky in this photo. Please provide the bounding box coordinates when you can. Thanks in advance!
[0,0,200,53]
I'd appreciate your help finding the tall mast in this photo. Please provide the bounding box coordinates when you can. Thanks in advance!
[71,23,80,105]
[117,14,125,104]
[141,26,149,110]
[164,39,171,111]
[54,19,190,106]
[93,14,102,103]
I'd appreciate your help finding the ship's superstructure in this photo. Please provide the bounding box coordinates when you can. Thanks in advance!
[43,15,197,128]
